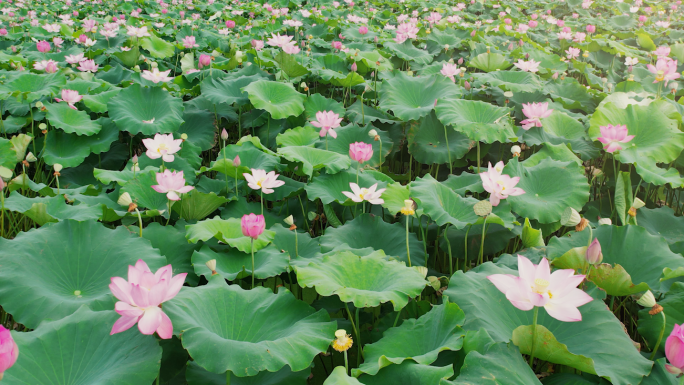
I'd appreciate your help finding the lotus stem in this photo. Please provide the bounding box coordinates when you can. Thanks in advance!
[165,200,171,226]
[444,224,453,276]
[250,238,255,289]
[355,306,363,363]
[344,350,349,375]
[260,190,264,215]
[343,303,362,365]
[1,192,4,238]
[226,370,231,385]
[529,306,539,370]
[444,124,452,175]
[476,142,481,173]
[378,138,382,169]
[392,308,402,327]
[134,208,143,238]
[405,215,412,267]
[650,311,666,360]
[294,230,298,258]
[478,218,488,266]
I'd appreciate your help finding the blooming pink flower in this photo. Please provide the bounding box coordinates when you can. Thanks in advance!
[513,59,540,73]
[0,29,7,36]
[65,53,85,64]
[78,34,88,44]
[36,40,51,52]
[53,37,64,48]
[342,182,385,204]
[311,111,343,138]
[597,124,634,153]
[251,39,264,51]
[151,170,194,201]
[520,102,553,130]
[241,213,265,240]
[267,33,293,47]
[573,32,586,43]
[480,161,525,206]
[109,259,186,339]
[225,20,236,28]
[331,40,343,50]
[143,133,182,162]
[0,325,18,378]
[282,42,300,54]
[528,20,538,28]
[33,60,59,73]
[83,19,97,32]
[565,47,580,59]
[666,324,684,375]
[55,89,82,110]
[243,169,285,194]
[77,59,99,73]
[358,26,368,35]
[349,142,373,163]
[586,24,596,33]
[440,63,461,82]
[487,255,592,322]
[654,46,671,59]
[182,35,199,49]
[198,54,212,69]
[141,68,174,84]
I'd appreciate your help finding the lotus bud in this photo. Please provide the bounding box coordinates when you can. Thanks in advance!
[552,72,559,80]
[132,154,139,164]
[464,81,471,91]
[133,65,141,72]
[561,207,582,227]
[25,152,37,162]
[233,155,241,167]
[117,192,133,206]
[413,266,428,278]
[575,217,589,232]
[511,145,521,157]
[53,163,63,172]
[350,62,357,72]
[205,259,218,275]
[457,58,464,65]
[151,61,159,68]
[586,238,603,265]
[598,217,612,226]
[220,128,229,141]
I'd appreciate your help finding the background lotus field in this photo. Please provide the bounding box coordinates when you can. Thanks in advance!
[1,0,684,384]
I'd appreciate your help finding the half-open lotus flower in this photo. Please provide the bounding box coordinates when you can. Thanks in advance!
[479,161,525,206]
[311,110,343,138]
[520,102,553,130]
[597,124,634,153]
[151,170,194,201]
[141,68,175,84]
[55,89,82,110]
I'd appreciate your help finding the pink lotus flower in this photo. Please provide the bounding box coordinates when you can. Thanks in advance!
[65,53,85,64]
[77,59,98,73]
[331,41,343,50]
[440,63,461,82]
[243,169,285,194]
[342,182,385,204]
[0,325,18,379]
[487,255,592,322]
[520,102,553,130]
[109,259,186,339]
[528,20,538,28]
[586,238,603,264]
[55,89,82,110]
[282,42,300,54]
[182,35,199,49]
[513,59,540,73]
[198,54,212,68]
[0,29,7,36]
[648,58,680,86]
[666,324,684,375]
[654,46,671,58]
[251,39,264,51]
[267,33,293,48]
[141,68,174,84]
[36,40,51,52]
[565,47,580,59]
[241,213,265,240]
[33,60,59,73]
[311,111,343,138]
[143,133,182,162]
[480,161,525,206]
[151,170,194,201]
[358,26,368,35]
[597,124,634,153]
[225,20,236,28]
[586,24,596,33]
[349,142,373,163]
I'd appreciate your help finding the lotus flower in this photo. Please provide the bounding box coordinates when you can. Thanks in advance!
[36,40,51,53]
[513,59,540,73]
[311,111,343,138]
[77,59,99,73]
[565,47,580,59]
[151,170,194,201]
[182,35,199,48]
[65,53,85,64]
[267,33,293,47]
[109,259,187,339]
[143,133,182,162]
[342,182,385,204]
[597,124,634,153]
[520,102,553,130]
[440,63,461,82]
[141,68,174,84]
[0,325,18,380]
[666,324,684,375]
[480,161,525,206]
[126,26,151,37]
[198,54,212,68]
[241,213,265,240]
[349,142,373,163]
[243,169,285,194]
[647,58,680,86]
[487,255,593,322]
[55,89,82,110]
[33,60,59,73]
[358,26,368,35]
[654,46,671,58]
[251,39,264,51]
[282,42,300,54]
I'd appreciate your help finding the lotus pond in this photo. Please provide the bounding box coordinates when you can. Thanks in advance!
[0,0,683,384]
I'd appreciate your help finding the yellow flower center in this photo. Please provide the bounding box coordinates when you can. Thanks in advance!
[332,334,353,352]
[157,143,168,153]
[656,70,665,82]
[400,208,415,216]
[532,278,551,296]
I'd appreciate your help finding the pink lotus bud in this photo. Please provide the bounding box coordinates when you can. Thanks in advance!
[374,36,378,43]
[552,72,559,79]
[332,41,342,50]
[179,11,185,18]
[233,155,241,167]
[358,26,368,35]
[665,324,684,375]
[547,9,552,14]
[349,142,373,163]
[519,39,524,46]
[112,16,118,21]
[339,33,344,40]
[464,80,471,90]
[225,20,236,28]
[557,20,564,27]
[136,8,142,12]
[220,128,228,141]
[470,30,476,37]
[162,9,168,14]
[531,14,538,20]
[36,40,50,52]
[0,325,18,376]
[199,54,212,68]
[0,178,4,191]
[586,24,596,33]
[78,34,87,43]
[458,58,464,65]
[508,42,514,50]
[525,53,530,60]
[639,15,647,22]
[586,238,603,264]
[241,213,265,240]
[528,20,538,28]
[132,154,138,163]
[73,10,78,16]
[0,29,7,36]
[351,62,357,72]
[504,18,511,24]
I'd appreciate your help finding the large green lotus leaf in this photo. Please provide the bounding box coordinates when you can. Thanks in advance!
[324,367,363,385]
[319,214,426,266]
[243,80,305,119]
[210,142,281,177]
[303,93,345,120]
[358,362,453,385]
[442,342,541,385]
[379,73,462,122]
[512,324,595,373]
[435,99,515,144]
[589,101,684,165]
[142,222,200,286]
[43,119,118,167]
[0,220,167,328]
[293,250,426,310]
[315,124,392,168]
[108,83,185,135]
[503,158,590,224]
[185,216,275,253]
[468,52,511,72]
[407,111,474,166]
[639,358,680,385]
[522,111,598,160]
[201,74,265,107]
[186,361,310,385]
[140,34,176,59]
[82,89,122,113]
[273,51,310,78]
[384,40,435,65]
[270,224,322,260]
[305,168,393,205]
[191,244,290,281]
[45,102,102,135]
[3,306,161,385]
[546,225,684,291]
[636,206,684,249]
[443,263,653,385]
[544,80,597,113]
[2,192,103,225]
[411,174,516,230]
[261,175,305,202]
[179,108,218,151]
[277,126,319,147]
[120,170,170,213]
[477,71,543,93]
[0,138,19,169]
[172,190,230,221]
[539,373,603,385]
[380,182,410,215]
[638,282,684,356]
[278,146,351,178]
[0,72,65,101]
[164,278,335,376]
[353,303,464,376]
[346,100,398,125]
[634,161,684,188]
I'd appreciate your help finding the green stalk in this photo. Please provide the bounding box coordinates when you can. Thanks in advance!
[444,124,452,174]
[529,306,539,369]
[343,303,362,364]
[135,208,143,238]
[0,191,4,238]
[650,311,666,360]
[444,224,453,276]
[355,307,363,363]
[405,215,412,267]
[226,370,231,385]
[478,218,488,266]
[294,230,298,258]
[250,238,255,289]
[260,190,264,215]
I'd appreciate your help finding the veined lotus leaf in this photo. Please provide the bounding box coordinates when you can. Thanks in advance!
[435,99,515,144]
[243,80,306,119]
[191,243,289,281]
[45,102,102,136]
[185,361,310,385]
[277,146,351,178]
[358,362,453,385]
[185,216,275,253]
[407,111,474,166]
[108,83,185,135]
[305,168,394,205]
[314,124,392,169]
[380,72,462,122]
[477,71,543,93]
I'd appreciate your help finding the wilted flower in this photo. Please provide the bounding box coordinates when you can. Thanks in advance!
[332,329,353,352]
[561,207,581,227]
[400,199,416,216]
